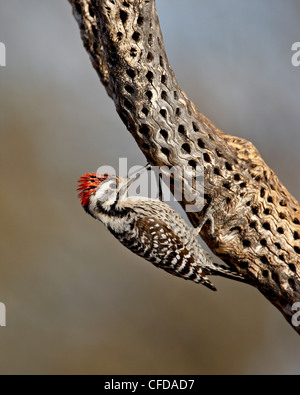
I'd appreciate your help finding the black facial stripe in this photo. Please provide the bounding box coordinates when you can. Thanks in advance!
[96,200,130,218]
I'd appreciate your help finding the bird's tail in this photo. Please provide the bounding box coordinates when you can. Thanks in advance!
[209,263,247,284]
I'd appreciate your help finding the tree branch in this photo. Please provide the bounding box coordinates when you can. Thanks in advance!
[69,0,300,333]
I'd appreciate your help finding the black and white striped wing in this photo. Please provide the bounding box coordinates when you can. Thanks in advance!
[121,217,217,291]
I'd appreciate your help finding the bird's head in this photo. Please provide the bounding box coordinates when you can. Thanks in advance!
[77,164,151,216]
[77,172,135,215]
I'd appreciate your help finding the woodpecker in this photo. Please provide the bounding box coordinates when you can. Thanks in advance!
[77,167,245,291]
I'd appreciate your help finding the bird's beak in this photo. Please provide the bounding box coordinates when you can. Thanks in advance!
[124,163,151,192]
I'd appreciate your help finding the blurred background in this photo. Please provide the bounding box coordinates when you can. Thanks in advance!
[0,0,300,374]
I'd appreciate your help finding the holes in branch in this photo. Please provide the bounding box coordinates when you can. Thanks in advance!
[243,239,251,248]
[192,122,199,132]
[204,194,212,204]
[137,16,144,25]
[132,31,141,42]
[146,70,154,83]
[263,222,271,231]
[214,167,221,176]
[260,255,269,264]
[126,69,135,79]
[240,261,249,269]
[145,90,153,100]
[178,125,186,135]
[203,153,211,163]
[272,272,280,285]
[161,147,170,158]
[141,107,149,116]
[198,139,205,149]
[117,32,123,41]
[263,270,269,278]
[234,174,241,181]
[267,196,274,204]
[124,99,133,111]
[130,48,137,57]
[277,227,284,234]
[293,218,300,225]
[89,4,95,17]
[260,239,267,247]
[160,109,167,119]
[147,52,153,62]
[226,197,232,204]
[213,149,221,159]
[148,34,153,45]
[161,91,168,101]
[93,41,98,53]
[188,160,197,169]
[120,9,128,24]
[294,231,300,240]
[92,24,98,38]
[182,143,191,154]
[294,246,300,254]
[159,56,164,67]
[225,162,233,171]
[139,124,150,137]
[174,91,179,100]
[176,108,181,117]
[289,264,296,273]
[125,85,134,94]
[142,143,150,151]
[160,129,168,140]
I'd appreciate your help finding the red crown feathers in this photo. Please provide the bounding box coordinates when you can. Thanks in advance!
[77,173,110,207]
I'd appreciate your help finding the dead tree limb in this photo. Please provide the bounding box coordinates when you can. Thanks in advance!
[69,0,300,334]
